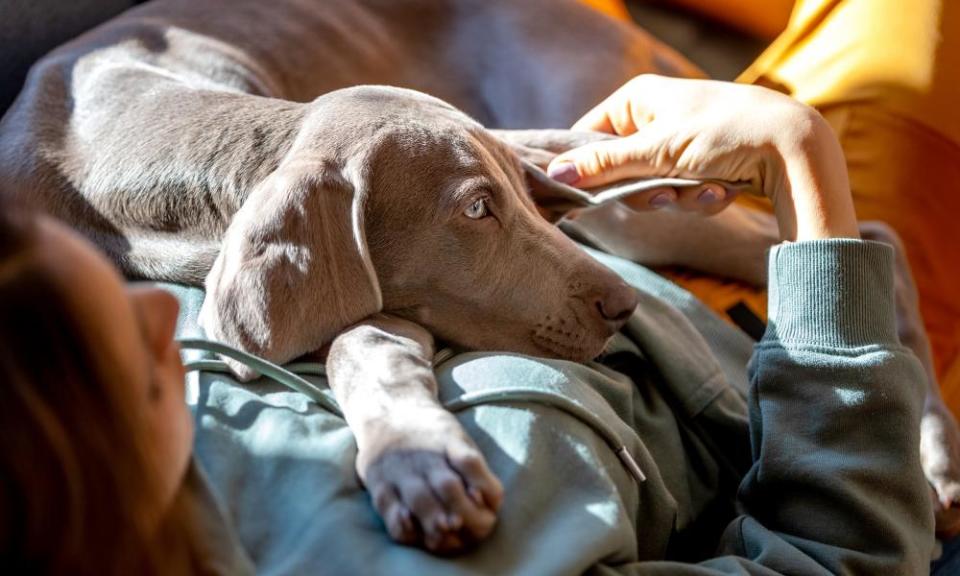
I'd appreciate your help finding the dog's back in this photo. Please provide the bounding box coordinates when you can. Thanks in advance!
[0,0,690,282]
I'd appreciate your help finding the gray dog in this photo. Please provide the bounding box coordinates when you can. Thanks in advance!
[1,0,958,553]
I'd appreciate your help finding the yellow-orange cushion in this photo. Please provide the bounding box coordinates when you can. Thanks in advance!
[670,0,960,415]
[576,0,632,22]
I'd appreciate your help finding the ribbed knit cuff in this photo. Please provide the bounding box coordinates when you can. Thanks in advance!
[764,239,899,348]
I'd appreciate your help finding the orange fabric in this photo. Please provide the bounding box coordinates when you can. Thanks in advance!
[577,0,632,22]
[737,0,960,146]
[669,0,960,415]
[659,0,794,39]
[661,268,768,323]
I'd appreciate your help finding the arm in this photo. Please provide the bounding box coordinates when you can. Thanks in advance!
[725,239,931,573]
[572,189,960,540]
[552,75,935,572]
[598,240,934,575]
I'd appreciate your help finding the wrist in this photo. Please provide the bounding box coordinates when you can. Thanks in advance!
[769,108,859,241]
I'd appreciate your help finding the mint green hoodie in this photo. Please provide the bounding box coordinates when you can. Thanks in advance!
[174,239,934,574]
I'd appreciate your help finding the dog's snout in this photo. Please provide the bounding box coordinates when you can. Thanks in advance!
[596,282,638,325]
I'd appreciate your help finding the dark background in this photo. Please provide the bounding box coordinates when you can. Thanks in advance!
[0,0,763,118]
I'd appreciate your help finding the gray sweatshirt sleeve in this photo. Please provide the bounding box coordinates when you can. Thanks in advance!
[610,239,935,575]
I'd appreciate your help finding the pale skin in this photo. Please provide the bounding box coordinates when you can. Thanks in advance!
[548,75,860,242]
[37,218,194,535]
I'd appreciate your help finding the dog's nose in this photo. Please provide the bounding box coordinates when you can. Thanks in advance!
[595,282,638,325]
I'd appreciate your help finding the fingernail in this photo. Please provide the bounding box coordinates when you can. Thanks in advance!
[447,513,463,530]
[649,193,674,208]
[469,487,485,507]
[547,162,580,185]
[697,185,724,204]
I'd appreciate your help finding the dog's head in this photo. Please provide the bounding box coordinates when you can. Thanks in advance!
[200,86,637,377]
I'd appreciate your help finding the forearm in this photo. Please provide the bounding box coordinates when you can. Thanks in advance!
[769,108,860,242]
[326,314,438,445]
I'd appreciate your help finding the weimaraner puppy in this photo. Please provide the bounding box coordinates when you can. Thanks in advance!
[0,0,654,552]
[1,0,958,552]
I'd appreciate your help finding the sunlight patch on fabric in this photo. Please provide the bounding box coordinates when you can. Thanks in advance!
[835,387,867,406]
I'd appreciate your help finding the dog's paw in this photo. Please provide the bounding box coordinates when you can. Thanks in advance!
[932,487,960,539]
[921,401,960,535]
[356,409,503,554]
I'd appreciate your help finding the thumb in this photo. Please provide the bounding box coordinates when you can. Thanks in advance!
[546,133,660,189]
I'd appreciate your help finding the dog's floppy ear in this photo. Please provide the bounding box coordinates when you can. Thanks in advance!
[492,129,615,222]
[519,160,594,223]
[490,129,616,169]
[199,159,380,380]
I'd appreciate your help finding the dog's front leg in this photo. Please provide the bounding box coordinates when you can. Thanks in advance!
[326,314,503,553]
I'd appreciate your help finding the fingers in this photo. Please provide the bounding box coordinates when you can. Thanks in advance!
[933,486,960,538]
[583,180,737,215]
[571,74,662,134]
[937,480,960,510]
[547,132,661,189]
[670,183,738,216]
[618,186,678,212]
[921,404,960,515]
[570,92,629,135]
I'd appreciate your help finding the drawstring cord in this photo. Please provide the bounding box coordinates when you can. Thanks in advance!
[178,338,646,484]
[179,338,341,415]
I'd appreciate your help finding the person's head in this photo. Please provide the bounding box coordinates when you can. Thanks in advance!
[0,200,193,573]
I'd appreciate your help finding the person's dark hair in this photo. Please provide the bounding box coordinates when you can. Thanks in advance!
[0,199,186,574]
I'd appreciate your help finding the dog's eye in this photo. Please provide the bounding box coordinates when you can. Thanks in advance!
[464,197,489,219]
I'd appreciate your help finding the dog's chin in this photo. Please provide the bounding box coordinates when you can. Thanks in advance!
[530,329,612,362]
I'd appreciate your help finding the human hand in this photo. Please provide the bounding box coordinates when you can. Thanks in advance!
[547,75,859,241]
